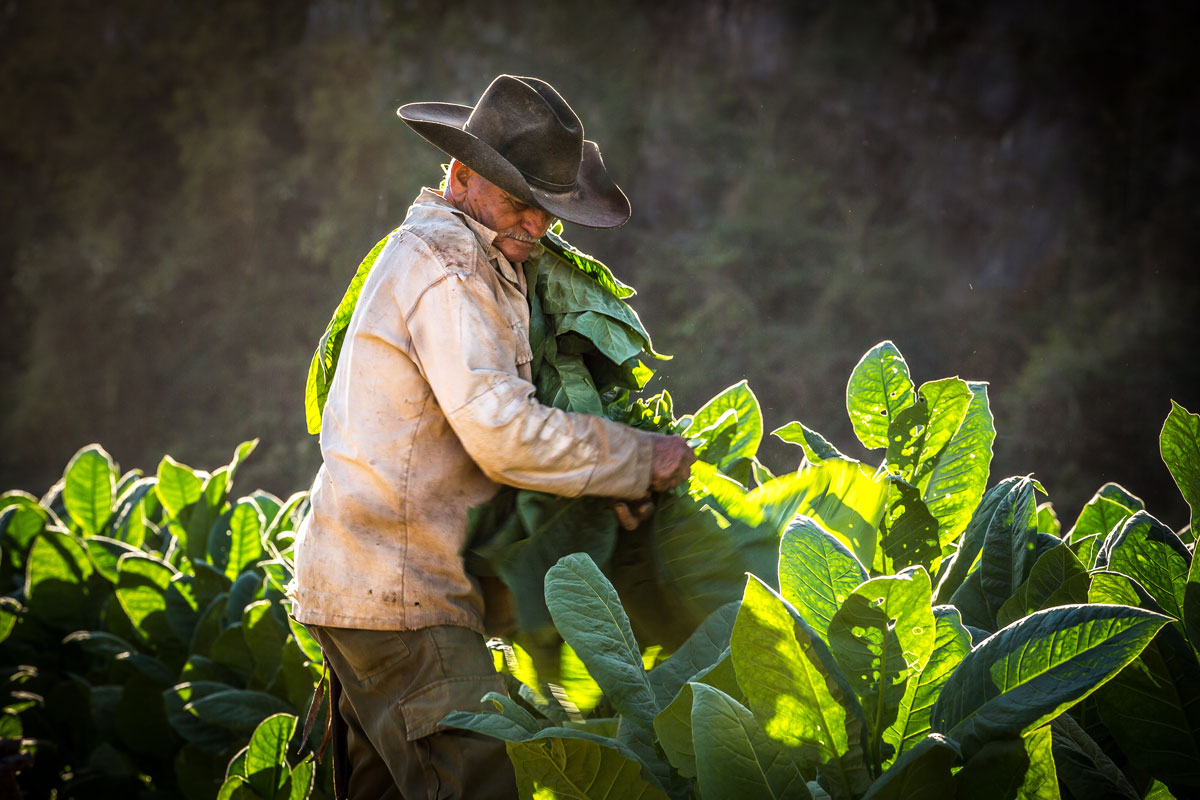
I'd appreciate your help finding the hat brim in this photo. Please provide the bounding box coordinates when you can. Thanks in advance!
[397,101,631,229]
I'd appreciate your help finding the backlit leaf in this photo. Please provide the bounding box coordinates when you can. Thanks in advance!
[778,515,868,642]
[26,528,93,629]
[691,683,811,799]
[931,603,1168,758]
[733,576,872,797]
[884,606,971,761]
[847,341,915,451]
[1161,400,1200,535]
[63,444,116,536]
[683,380,763,472]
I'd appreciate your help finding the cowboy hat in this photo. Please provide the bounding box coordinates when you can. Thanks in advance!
[397,75,631,228]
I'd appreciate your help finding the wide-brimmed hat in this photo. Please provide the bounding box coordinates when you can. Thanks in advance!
[397,75,631,228]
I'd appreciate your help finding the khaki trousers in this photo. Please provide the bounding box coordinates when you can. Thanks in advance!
[309,625,518,800]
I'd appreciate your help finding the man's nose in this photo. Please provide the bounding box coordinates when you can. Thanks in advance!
[522,208,555,237]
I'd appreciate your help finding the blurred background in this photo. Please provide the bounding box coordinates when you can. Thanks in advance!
[2,0,1197,528]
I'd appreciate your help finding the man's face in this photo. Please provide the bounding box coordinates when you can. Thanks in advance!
[446,164,556,263]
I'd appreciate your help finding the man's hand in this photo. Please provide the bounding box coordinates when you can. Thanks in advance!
[611,495,656,531]
[610,435,694,531]
[650,433,696,492]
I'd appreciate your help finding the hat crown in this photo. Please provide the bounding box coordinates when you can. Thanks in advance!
[464,76,583,189]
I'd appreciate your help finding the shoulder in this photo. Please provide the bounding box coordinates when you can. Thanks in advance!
[398,201,485,280]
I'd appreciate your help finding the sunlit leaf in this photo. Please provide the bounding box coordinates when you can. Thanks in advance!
[691,683,811,799]
[847,341,915,451]
[1161,400,1200,535]
[62,444,116,536]
[932,603,1168,758]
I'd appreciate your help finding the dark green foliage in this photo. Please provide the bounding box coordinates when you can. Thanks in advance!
[0,442,323,799]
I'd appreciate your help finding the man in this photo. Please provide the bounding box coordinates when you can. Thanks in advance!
[290,75,695,799]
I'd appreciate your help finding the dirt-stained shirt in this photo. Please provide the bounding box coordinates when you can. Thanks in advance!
[289,189,655,633]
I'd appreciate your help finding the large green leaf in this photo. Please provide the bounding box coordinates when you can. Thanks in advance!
[995,544,1090,628]
[1066,482,1142,569]
[682,380,763,473]
[847,341,915,451]
[110,477,156,548]
[931,603,1169,758]
[63,444,116,536]
[778,515,868,642]
[828,570,935,754]
[1103,511,1190,639]
[116,552,179,645]
[883,606,971,760]
[164,681,242,754]
[553,350,604,415]
[1,491,49,566]
[156,455,204,522]
[26,528,94,629]
[691,683,811,799]
[187,467,232,564]
[885,378,972,488]
[978,477,1039,625]
[644,490,779,639]
[652,653,740,779]
[186,689,293,736]
[304,231,393,434]
[1017,724,1060,800]
[557,311,647,366]
[242,713,297,799]
[156,455,204,557]
[879,480,941,574]
[243,599,289,687]
[537,251,649,340]
[506,736,669,800]
[935,476,1024,603]
[1049,713,1140,800]
[919,380,995,555]
[732,576,872,798]
[221,500,265,580]
[772,421,852,466]
[544,554,657,731]
[541,227,635,299]
[707,458,890,571]
[1089,571,1200,795]
[1161,400,1200,535]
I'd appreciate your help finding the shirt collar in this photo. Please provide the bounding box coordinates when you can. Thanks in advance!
[413,188,544,285]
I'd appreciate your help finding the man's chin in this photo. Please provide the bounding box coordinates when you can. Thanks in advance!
[497,241,534,263]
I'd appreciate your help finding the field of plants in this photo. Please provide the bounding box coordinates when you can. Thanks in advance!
[3,232,1199,799]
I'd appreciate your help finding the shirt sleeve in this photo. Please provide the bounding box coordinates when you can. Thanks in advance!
[403,254,655,500]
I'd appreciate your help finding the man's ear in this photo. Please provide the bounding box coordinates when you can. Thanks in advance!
[445,161,472,201]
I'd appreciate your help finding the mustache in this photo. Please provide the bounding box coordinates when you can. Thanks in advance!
[500,231,540,244]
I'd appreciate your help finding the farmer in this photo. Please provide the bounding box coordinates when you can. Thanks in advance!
[290,75,695,799]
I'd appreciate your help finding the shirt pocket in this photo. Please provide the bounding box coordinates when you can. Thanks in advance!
[511,322,533,371]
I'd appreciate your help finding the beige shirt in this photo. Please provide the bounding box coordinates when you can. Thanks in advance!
[290,189,655,632]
